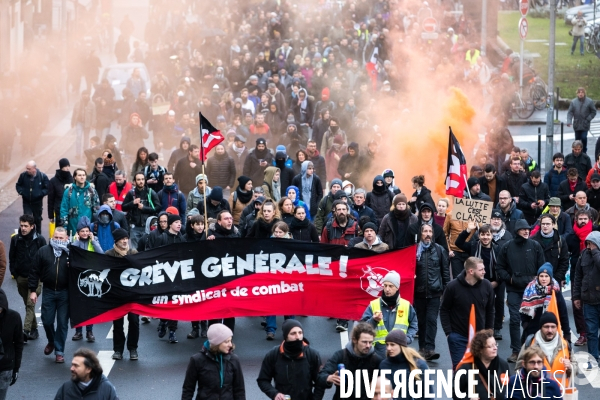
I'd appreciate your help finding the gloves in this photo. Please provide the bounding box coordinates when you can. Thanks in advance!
[10,371,17,386]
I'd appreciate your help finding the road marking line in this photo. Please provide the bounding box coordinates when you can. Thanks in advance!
[35,313,41,318]
[97,351,116,377]
[106,318,128,340]
[340,331,348,349]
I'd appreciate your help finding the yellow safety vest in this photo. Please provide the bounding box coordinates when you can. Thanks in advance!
[370,298,410,344]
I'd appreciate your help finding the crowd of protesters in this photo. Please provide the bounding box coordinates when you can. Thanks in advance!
[1,0,599,398]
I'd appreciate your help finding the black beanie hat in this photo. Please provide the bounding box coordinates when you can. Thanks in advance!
[237,176,252,189]
[539,312,558,327]
[168,214,181,226]
[282,319,303,340]
[209,186,224,202]
[363,222,378,233]
[59,158,70,169]
[112,228,129,242]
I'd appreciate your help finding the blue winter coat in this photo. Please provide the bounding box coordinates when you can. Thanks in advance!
[90,205,121,252]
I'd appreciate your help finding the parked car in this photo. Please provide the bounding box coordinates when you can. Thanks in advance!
[565,4,600,24]
[100,63,151,101]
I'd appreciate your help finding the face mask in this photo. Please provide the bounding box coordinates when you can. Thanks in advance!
[344,188,352,195]
[330,125,339,133]
[99,215,110,224]
[287,117,295,123]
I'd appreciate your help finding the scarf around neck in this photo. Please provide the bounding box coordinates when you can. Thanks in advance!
[492,228,505,242]
[534,329,559,364]
[519,278,561,317]
[50,239,70,257]
[416,241,432,261]
[113,243,130,257]
[573,221,593,251]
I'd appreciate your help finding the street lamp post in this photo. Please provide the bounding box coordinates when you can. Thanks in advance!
[545,0,556,172]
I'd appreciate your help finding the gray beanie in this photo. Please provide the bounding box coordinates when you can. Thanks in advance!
[196,174,208,185]
[382,271,400,289]
[207,323,233,346]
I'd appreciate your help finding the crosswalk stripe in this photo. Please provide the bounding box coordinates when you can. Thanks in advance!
[106,318,128,340]
[97,351,116,377]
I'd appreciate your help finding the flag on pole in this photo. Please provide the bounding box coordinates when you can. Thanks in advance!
[547,291,564,342]
[445,127,468,197]
[455,304,476,370]
[199,112,224,163]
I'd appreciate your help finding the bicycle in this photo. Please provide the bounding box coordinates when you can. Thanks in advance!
[585,24,600,54]
[529,76,547,111]
[513,90,535,119]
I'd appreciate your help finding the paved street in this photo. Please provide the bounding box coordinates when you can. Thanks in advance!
[2,195,600,399]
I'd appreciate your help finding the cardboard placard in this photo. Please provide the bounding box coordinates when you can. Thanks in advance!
[452,198,494,224]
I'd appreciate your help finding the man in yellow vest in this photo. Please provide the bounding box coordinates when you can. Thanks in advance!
[517,312,572,387]
[361,271,418,359]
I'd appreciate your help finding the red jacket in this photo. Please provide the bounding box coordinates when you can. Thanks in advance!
[108,181,132,211]
[586,163,600,189]
[320,218,358,246]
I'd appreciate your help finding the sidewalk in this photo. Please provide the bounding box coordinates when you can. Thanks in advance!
[0,113,75,213]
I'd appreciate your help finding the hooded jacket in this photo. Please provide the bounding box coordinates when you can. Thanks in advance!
[181,343,245,400]
[408,185,437,215]
[54,374,118,400]
[168,137,192,173]
[366,175,394,222]
[261,166,281,200]
[286,186,311,221]
[493,201,525,235]
[317,342,382,400]
[143,164,167,192]
[0,289,24,374]
[379,211,418,250]
[89,168,110,200]
[291,171,323,220]
[90,205,121,252]
[274,153,295,196]
[257,340,324,400]
[439,270,495,337]
[60,182,100,235]
[496,235,546,292]
[48,169,74,219]
[573,231,600,305]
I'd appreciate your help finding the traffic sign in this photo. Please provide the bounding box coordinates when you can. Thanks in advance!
[520,0,529,16]
[519,17,528,40]
[422,17,437,33]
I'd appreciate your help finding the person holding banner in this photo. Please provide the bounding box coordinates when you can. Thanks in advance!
[104,228,140,361]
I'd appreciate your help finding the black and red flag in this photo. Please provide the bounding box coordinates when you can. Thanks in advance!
[68,240,417,327]
[199,112,224,163]
[445,127,468,197]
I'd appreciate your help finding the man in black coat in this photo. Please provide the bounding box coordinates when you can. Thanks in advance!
[48,158,73,225]
[318,323,382,400]
[517,170,551,225]
[0,288,24,397]
[174,144,203,196]
[557,168,587,211]
[9,214,46,341]
[121,173,161,249]
[257,319,325,400]
[305,140,327,182]
[531,214,570,285]
[504,157,528,200]
[28,227,71,363]
[440,256,495,370]
[274,151,294,197]
[405,203,449,251]
[207,211,242,239]
[496,219,546,363]
[243,138,274,188]
[89,158,111,200]
[455,222,505,341]
[479,163,508,205]
[15,160,49,232]
[198,187,231,220]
